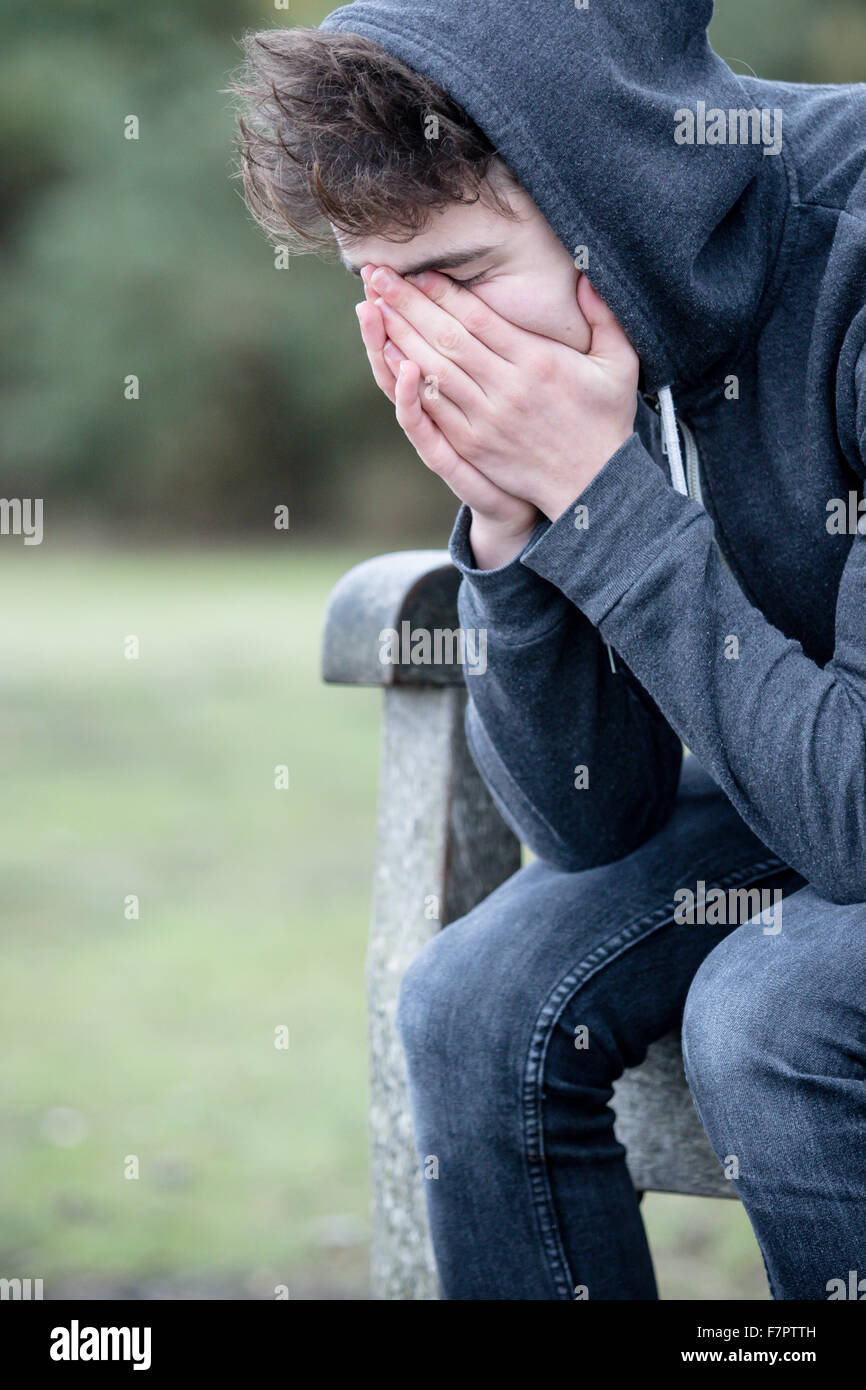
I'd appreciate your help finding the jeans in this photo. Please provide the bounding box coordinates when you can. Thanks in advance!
[396,757,866,1299]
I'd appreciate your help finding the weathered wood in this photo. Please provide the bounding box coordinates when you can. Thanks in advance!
[367,684,521,1299]
[322,550,463,687]
[613,1032,734,1199]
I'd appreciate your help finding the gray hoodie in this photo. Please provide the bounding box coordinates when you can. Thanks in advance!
[321,0,866,902]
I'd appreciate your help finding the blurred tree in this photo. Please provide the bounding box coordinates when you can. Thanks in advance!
[711,0,866,82]
[1,0,863,538]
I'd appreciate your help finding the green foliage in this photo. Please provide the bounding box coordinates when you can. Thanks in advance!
[2,0,863,536]
[0,543,377,1290]
[0,0,440,537]
[710,0,866,83]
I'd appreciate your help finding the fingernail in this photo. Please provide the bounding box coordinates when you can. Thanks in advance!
[370,267,393,292]
[360,265,373,282]
[373,297,389,314]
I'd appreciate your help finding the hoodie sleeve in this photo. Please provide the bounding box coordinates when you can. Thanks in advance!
[521,426,866,904]
[449,504,683,870]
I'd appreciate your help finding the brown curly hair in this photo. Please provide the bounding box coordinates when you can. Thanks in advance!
[230,27,519,254]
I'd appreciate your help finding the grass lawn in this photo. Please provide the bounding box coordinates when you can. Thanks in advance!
[0,543,767,1299]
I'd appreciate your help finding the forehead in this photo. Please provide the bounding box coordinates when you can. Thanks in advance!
[335,194,521,275]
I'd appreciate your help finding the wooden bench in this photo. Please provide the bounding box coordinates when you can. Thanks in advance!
[322,549,733,1300]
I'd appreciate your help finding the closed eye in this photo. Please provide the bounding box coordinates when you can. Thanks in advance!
[445,270,489,290]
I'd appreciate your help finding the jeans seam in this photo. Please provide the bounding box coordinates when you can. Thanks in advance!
[521,855,785,1300]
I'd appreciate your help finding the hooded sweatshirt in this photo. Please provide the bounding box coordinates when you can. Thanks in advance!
[321,0,866,903]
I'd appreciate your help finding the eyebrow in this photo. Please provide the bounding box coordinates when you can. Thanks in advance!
[340,243,501,278]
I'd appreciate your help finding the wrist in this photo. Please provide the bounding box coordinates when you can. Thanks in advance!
[469,511,538,569]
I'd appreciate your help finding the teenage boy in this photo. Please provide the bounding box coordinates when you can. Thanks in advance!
[234,1,866,1299]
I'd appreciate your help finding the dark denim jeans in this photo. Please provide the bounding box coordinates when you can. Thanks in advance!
[396,757,866,1299]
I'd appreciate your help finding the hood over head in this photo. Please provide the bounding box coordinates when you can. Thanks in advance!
[320,0,791,394]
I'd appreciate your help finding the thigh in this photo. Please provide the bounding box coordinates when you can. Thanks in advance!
[684,882,866,1098]
[396,756,803,1300]
[398,755,799,1084]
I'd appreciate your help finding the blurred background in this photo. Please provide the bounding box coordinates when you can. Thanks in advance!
[1,0,863,1299]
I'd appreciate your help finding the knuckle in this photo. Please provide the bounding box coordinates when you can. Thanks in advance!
[528,352,556,385]
[503,383,530,414]
[434,325,463,356]
[431,362,453,393]
[462,307,490,339]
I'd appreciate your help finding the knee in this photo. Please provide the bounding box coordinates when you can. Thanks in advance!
[395,927,459,1070]
[681,928,777,1108]
[682,895,866,1110]
[395,868,581,1099]
[396,905,631,1106]
[396,912,503,1083]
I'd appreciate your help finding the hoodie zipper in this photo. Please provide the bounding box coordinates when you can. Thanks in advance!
[645,391,703,504]
[680,418,703,505]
